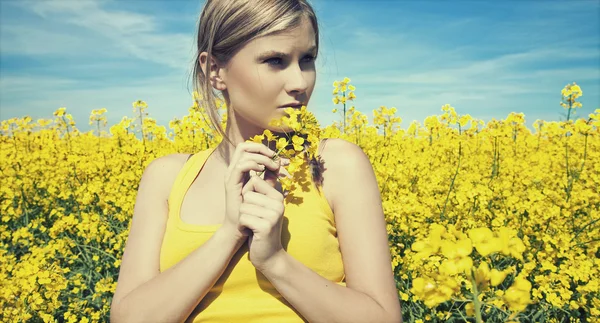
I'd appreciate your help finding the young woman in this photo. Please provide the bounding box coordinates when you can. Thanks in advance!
[110,0,402,322]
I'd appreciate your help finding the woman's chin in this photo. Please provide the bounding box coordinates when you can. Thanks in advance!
[267,126,294,135]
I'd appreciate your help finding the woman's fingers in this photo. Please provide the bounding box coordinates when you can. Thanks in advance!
[244,154,280,171]
[239,202,270,219]
[238,213,270,234]
[242,191,283,209]
[229,142,276,171]
[226,153,278,189]
[225,160,265,189]
[229,157,277,184]
[239,197,283,228]
[242,176,284,201]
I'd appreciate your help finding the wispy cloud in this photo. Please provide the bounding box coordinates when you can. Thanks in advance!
[6,0,194,68]
[312,0,599,129]
[0,0,198,126]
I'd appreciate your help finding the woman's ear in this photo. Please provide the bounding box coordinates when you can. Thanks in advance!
[198,52,227,91]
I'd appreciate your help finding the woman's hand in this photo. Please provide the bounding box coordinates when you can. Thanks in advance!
[239,160,291,272]
[223,142,281,243]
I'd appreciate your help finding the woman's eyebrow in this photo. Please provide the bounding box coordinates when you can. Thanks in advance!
[256,46,317,60]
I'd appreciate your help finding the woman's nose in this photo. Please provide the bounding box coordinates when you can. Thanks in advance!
[285,65,310,93]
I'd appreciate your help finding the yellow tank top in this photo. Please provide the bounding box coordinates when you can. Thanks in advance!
[159,144,346,322]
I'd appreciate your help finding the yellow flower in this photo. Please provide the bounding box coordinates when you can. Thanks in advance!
[269,118,283,127]
[496,227,526,260]
[249,134,264,144]
[276,137,288,152]
[468,227,499,257]
[400,292,409,301]
[570,300,580,310]
[411,274,459,308]
[439,238,473,275]
[474,261,491,289]
[504,275,532,312]
[292,135,304,151]
[132,100,148,111]
[490,269,508,287]
[459,115,472,127]
[53,107,67,117]
[263,129,275,142]
[412,224,446,260]
[465,303,474,316]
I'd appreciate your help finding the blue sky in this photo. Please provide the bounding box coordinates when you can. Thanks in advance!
[1,0,598,134]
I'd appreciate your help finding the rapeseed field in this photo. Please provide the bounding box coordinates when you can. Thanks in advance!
[0,80,598,322]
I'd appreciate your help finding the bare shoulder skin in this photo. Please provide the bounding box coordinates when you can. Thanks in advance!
[111,153,193,309]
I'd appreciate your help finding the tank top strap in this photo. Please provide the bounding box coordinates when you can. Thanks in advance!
[167,147,217,217]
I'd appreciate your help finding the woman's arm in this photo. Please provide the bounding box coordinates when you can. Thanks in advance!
[110,155,244,323]
[259,139,402,323]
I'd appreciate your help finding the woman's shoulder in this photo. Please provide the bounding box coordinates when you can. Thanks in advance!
[317,138,365,162]
[151,153,193,169]
[316,138,370,211]
[149,147,215,179]
[154,147,213,167]
[144,153,197,199]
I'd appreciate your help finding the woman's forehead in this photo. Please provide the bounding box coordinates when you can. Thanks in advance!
[246,26,316,54]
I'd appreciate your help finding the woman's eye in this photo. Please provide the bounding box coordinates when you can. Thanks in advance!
[265,55,316,66]
[266,57,283,66]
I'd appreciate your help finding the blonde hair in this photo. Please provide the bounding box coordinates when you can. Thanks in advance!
[191,0,320,148]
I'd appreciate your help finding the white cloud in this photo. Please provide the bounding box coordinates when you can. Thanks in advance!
[7,0,195,69]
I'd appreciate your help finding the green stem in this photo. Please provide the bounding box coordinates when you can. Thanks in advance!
[574,237,600,248]
[470,270,483,323]
[441,141,462,222]
[73,242,119,263]
[256,132,292,177]
[564,100,573,202]
[96,120,101,153]
[343,91,346,134]
[572,217,600,241]
[138,107,146,152]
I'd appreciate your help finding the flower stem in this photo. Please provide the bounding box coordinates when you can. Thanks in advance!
[256,136,289,177]
[470,270,483,323]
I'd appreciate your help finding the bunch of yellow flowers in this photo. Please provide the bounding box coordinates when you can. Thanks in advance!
[247,106,321,203]
[332,77,356,105]
[409,224,530,321]
[89,108,108,127]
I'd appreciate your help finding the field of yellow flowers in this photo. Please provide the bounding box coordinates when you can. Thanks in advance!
[1,80,599,322]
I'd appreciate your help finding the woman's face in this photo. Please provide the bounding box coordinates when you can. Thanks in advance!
[216,17,317,133]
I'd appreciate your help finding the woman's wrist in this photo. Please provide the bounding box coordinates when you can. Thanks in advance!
[217,223,248,247]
